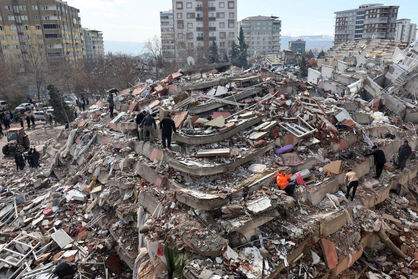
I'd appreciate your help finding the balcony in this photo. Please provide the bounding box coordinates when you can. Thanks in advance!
[197,36,204,41]
[209,36,216,40]
[196,6,202,11]
[209,27,216,31]
[208,6,216,11]
[208,17,216,21]
[196,17,203,21]
[196,27,203,31]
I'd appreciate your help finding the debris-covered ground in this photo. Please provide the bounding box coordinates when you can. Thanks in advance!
[0,39,417,279]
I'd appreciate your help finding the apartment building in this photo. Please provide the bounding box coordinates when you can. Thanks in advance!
[0,0,83,72]
[239,16,281,56]
[288,39,305,54]
[334,4,398,45]
[82,28,104,64]
[160,10,175,63]
[395,19,417,45]
[171,0,237,64]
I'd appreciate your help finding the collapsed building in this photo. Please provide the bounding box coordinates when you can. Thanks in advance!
[0,40,417,279]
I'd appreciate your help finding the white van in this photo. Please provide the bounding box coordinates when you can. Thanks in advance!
[0,100,9,111]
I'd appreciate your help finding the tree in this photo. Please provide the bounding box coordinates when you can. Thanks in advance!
[299,56,308,78]
[209,40,219,63]
[0,61,24,107]
[237,26,248,68]
[305,50,315,60]
[26,42,48,102]
[317,50,326,59]
[145,36,163,79]
[230,41,239,65]
[48,84,74,125]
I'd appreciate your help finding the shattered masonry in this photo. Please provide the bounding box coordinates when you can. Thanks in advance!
[0,39,417,279]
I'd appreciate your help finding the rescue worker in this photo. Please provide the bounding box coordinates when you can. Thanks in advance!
[365,145,386,178]
[135,110,145,140]
[141,112,156,142]
[30,112,35,127]
[32,148,40,168]
[344,169,359,201]
[25,114,31,129]
[276,171,294,195]
[396,139,412,170]
[160,113,176,149]
[108,93,115,118]
[15,151,25,171]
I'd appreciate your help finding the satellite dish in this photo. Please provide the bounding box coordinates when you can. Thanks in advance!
[187,56,195,66]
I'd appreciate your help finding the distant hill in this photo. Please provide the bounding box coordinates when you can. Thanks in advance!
[281,35,334,51]
[104,41,146,55]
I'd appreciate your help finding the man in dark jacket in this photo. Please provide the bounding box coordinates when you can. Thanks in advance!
[365,145,386,178]
[160,113,176,149]
[32,148,40,168]
[397,140,412,170]
[108,93,115,118]
[135,111,145,140]
[141,112,156,141]
[15,151,25,171]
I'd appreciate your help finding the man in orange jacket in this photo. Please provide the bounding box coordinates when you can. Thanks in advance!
[276,171,295,195]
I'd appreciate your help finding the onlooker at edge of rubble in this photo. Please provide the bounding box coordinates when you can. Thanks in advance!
[344,169,359,201]
[3,117,10,129]
[31,148,40,168]
[25,114,31,129]
[18,115,24,128]
[30,112,35,127]
[160,113,176,149]
[15,151,25,171]
[135,110,145,140]
[396,139,412,170]
[365,145,386,179]
[0,121,3,137]
[141,111,156,142]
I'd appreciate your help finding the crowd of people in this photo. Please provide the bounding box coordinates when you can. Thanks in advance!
[14,147,40,171]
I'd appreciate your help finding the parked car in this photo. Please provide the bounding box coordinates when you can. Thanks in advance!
[15,103,34,113]
[0,100,9,111]
[33,111,47,121]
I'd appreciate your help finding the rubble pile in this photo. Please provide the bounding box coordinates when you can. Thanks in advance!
[0,40,417,279]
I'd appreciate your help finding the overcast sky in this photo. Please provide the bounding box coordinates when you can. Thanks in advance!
[67,0,418,42]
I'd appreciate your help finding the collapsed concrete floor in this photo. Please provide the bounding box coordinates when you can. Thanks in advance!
[0,65,417,279]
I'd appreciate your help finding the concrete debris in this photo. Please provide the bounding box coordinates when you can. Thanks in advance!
[0,41,417,279]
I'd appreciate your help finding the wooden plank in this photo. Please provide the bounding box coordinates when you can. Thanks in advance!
[196,148,231,158]
[249,131,267,140]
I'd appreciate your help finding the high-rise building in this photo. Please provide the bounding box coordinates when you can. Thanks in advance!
[334,4,399,45]
[171,0,237,64]
[160,10,175,63]
[288,39,305,54]
[395,19,417,45]
[0,0,83,72]
[82,28,104,63]
[239,16,281,56]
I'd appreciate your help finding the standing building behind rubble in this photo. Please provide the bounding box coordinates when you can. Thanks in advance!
[395,19,417,45]
[334,4,399,45]
[82,28,104,64]
[160,10,175,63]
[239,16,281,56]
[0,0,83,72]
[288,39,305,54]
[170,0,237,65]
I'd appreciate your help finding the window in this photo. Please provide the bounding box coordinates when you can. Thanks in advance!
[229,12,234,19]
[43,16,50,20]
[220,32,226,39]
[218,12,225,18]
[228,1,234,8]
[5,5,11,11]
[187,23,193,29]
[43,24,58,29]
[219,2,225,8]
[187,32,193,39]
[19,5,27,11]
[12,35,18,40]
[186,13,194,19]
[228,22,235,28]
[177,33,183,39]
[15,45,19,49]
[32,5,38,10]
[36,25,41,30]
[3,45,8,49]
[34,15,39,20]
[8,15,15,21]
[0,26,3,31]
[44,33,59,38]
[176,2,183,9]
[21,15,28,21]
[186,2,192,9]
[229,32,234,38]
[0,35,4,40]
[177,13,182,19]
[220,42,225,47]
[10,25,16,30]
[24,25,29,30]
[0,16,2,21]
[219,22,225,29]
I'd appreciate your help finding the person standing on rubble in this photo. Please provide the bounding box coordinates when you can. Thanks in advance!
[15,151,25,171]
[135,110,145,140]
[108,92,115,118]
[396,139,412,170]
[25,113,31,129]
[160,113,176,149]
[344,169,359,201]
[32,148,40,168]
[141,111,156,141]
[365,145,386,179]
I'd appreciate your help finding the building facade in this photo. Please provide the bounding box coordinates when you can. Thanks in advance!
[334,4,399,45]
[171,0,237,64]
[288,39,305,54]
[239,16,281,56]
[395,19,417,45]
[82,28,104,63]
[160,10,175,63]
[0,0,83,72]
